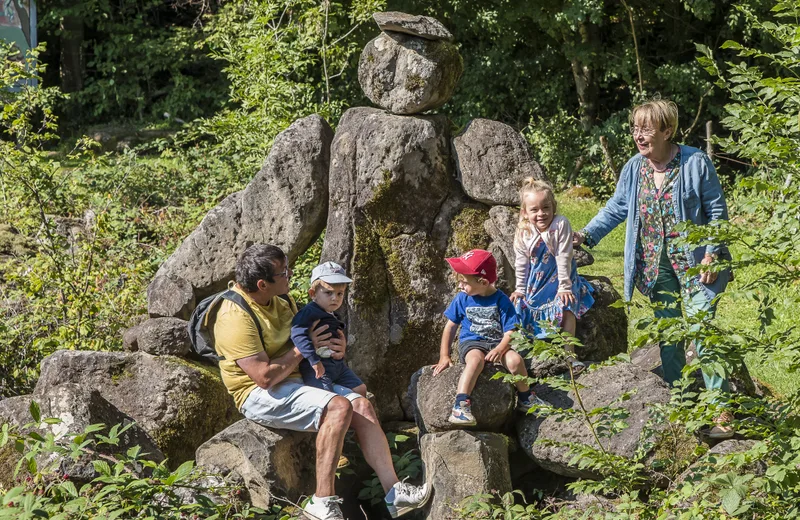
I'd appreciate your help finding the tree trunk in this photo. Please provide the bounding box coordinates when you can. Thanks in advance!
[567,21,600,133]
[59,15,84,93]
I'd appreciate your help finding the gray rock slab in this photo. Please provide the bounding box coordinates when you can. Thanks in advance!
[359,32,462,114]
[420,430,511,519]
[34,350,240,466]
[152,114,333,309]
[196,420,315,510]
[454,119,546,205]
[136,317,191,356]
[411,365,515,434]
[517,363,671,479]
[373,12,454,41]
[147,273,195,320]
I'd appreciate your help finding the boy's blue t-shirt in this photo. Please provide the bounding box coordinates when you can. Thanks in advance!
[443,290,519,343]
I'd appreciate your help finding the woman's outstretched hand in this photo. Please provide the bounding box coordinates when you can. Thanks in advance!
[699,254,718,284]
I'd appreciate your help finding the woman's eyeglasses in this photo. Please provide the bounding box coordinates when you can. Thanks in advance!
[630,126,657,137]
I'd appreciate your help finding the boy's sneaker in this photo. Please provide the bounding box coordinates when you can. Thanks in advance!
[448,399,476,426]
[303,495,344,520]
[517,393,548,412]
[385,481,431,518]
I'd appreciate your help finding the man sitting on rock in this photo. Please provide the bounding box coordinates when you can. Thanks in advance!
[211,243,430,520]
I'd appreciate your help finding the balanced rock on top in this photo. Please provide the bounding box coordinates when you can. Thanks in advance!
[372,12,454,41]
[359,13,463,115]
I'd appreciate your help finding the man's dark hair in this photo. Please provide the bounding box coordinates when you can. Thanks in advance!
[235,244,286,292]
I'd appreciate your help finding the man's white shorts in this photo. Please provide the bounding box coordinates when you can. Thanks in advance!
[240,377,362,432]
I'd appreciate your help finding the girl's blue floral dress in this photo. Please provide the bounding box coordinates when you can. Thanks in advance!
[515,239,595,338]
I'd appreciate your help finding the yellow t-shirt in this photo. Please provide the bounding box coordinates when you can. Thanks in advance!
[211,285,299,409]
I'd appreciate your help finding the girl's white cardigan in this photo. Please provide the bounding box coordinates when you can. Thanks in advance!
[514,214,574,295]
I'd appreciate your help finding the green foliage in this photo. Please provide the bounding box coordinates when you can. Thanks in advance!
[191,0,385,169]
[0,45,239,396]
[357,431,422,505]
[38,0,227,123]
[0,407,293,519]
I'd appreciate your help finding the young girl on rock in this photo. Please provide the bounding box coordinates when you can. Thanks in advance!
[510,178,595,375]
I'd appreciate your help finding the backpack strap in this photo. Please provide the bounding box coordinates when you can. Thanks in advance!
[220,290,266,351]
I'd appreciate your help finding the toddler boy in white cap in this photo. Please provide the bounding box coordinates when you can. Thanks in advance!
[290,261,366,396]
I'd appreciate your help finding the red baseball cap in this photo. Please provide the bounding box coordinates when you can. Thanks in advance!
[446,249,497,284]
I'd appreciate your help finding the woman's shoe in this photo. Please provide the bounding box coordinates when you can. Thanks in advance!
[708,411,735,440]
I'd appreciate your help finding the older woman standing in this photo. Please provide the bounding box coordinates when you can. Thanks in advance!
[574,99,734,439]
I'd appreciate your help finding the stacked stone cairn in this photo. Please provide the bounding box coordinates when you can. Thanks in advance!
[3,11,734,517]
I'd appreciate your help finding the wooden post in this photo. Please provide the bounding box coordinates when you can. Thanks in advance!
[705,120,713,159]
[599,135,618,180]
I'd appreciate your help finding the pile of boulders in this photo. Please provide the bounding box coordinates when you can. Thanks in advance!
[1,10,644,516]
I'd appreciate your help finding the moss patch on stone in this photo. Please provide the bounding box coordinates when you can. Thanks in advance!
[648,424,700,480]
[447,206,491,256]
[0,441,22,489]
[154,357,238,468]
[405,74,425,91]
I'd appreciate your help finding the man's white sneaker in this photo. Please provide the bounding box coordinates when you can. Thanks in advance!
[385,481,431,518]
[303,495,344,520]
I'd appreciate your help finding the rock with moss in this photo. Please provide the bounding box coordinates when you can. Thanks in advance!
[34,350,240,466]
[420,430,512,520]
[359,28,462,114]
[373,12,454,41]
[322,107,467,420]
[516,363,672,480]
[196,419,315,510]
[151,115,333,313]
[454,119,546,205]
[411,365,515,434]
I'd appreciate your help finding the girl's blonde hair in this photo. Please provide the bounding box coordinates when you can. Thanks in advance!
[631,98,679,140]
[514,177,557,248]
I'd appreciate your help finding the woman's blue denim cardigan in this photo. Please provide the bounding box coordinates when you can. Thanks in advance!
[582,145,731,302]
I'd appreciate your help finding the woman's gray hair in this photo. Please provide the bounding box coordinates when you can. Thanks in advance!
[631,99,679,140]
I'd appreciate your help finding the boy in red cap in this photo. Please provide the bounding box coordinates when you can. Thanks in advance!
[433,249,545,426]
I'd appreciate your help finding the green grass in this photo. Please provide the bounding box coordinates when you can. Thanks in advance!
[559,195,800,398]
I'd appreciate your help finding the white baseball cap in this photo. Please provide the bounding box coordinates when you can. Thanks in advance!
[310,261,352,285]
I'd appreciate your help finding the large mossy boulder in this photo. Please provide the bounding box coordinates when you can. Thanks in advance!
[322,106,484,420]
[0,385,164,487]
[34,350,240,466]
